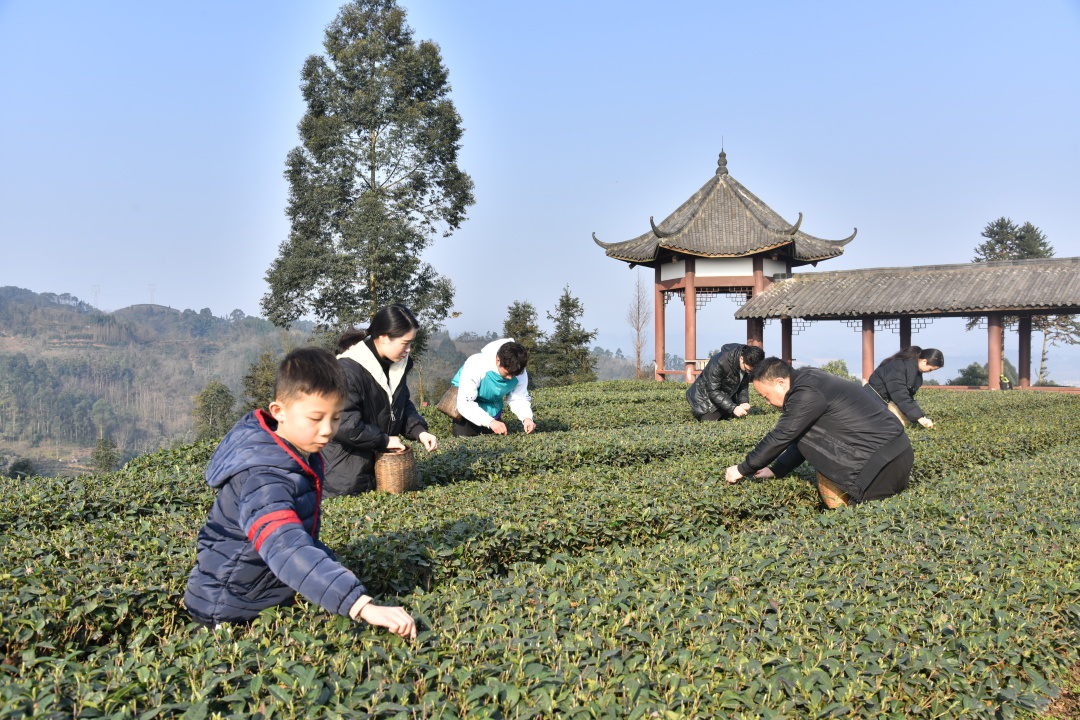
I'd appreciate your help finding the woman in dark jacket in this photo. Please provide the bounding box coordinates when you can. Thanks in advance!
[322,305,438,497]
[865,346,944,428]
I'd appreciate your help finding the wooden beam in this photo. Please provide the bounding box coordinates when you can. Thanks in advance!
[684,258,697,383]
[781,317,793,364]
[987,313,1003,390]
[861,318,875,381]
[900,317,911,349]
[1018,315,1031,388]
[654,266,665,382]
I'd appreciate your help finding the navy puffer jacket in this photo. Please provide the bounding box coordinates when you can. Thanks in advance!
[184,410,367,625]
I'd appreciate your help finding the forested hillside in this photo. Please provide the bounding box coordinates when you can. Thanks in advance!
[0,287,310,474]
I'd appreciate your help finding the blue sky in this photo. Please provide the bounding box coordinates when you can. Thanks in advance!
[2,0,1079,382]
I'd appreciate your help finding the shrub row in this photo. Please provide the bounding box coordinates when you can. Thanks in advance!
[1,445,1077,718]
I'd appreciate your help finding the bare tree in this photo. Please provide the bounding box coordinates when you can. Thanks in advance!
[626,272,652,380]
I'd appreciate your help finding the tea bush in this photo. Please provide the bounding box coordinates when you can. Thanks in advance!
[0,382,1077,718]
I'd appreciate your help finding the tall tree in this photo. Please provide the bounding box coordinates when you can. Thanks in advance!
[967,217,1077,383]
[972,218,1053,262]
[535,287,597,387]
[502,301,545,358]
[625,273,651,379]
[193,380,236,442]
[262,0,474,340]
[91,437,120,474]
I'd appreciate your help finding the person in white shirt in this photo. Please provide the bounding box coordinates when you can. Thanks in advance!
[451,339,536,437]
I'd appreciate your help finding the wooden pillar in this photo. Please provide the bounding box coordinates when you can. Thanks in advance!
[781,317,793,365]
[654,266,665,382]
[752,256,766,296]
[684,258,697,383]
[861,318,875,382]
[987,312,1002,390]
[900,317,911,350]
[1018,315,1031,388]
[746,318,764,348]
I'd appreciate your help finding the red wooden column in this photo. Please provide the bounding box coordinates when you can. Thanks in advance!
[987,312,1003,390]
[861,318,875,381]
[746,318,764,347]
[654,266,665,382]
[781,317,793,364]
[900,317,911,350]
[684,258,697,383]
[1018,315,1032,388]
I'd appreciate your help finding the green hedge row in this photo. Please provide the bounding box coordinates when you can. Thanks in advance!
[1,445,1077,718]
[0,385,1077,718]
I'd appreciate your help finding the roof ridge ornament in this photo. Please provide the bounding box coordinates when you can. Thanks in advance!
[649,216,674,238]
[716,150,728,176]
[787,212,804,235]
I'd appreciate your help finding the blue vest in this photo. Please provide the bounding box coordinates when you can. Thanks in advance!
[452,368,518,418]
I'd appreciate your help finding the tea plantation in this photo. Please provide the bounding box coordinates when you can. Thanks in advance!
[1,381,1078,719]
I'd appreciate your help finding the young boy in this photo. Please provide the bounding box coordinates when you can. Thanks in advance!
[184,347,416,638]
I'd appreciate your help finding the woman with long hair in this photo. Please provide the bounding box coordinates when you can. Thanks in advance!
[322,305,437,496]
[866,346,945,428]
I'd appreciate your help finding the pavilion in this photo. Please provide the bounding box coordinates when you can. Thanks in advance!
[593,150,856,381]
[595,151,1080,389]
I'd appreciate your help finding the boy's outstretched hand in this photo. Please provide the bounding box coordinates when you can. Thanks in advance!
[359,603,417,640]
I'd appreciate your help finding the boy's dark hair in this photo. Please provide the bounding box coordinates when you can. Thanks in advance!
[335,329,367,356]
[497,342,529,376]
[274,347,347,403]
[740,345,765,368]
[749,356,793,384]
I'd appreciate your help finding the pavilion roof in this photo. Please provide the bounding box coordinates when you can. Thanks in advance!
[593,151,857,267]
[735,257,1080,320]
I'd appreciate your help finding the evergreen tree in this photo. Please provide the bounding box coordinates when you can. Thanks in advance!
[193,380,236,442]
[968,217,1077,382]
[91,437,120,473]
[972,217,1053,262]
[262,0,474,341]
[7,457,37,479]
[535,287,597,387]
[502,301,545,358]
[241,352,281,415]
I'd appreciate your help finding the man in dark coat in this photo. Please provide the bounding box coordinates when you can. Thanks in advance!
[686,344,766,421]
[725,357,914,506]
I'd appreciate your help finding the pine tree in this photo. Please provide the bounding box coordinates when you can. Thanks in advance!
[91,437,120,473]
[535,287,597,387]
[262,0,474,338]
[193,380,236,442]
[502,301,545,358]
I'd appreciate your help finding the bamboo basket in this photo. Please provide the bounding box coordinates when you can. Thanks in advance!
[816,472,850,509]
[375,447,417,494]
[436,385,463,420]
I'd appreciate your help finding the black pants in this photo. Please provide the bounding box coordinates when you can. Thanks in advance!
[696,408,735,422]
[452,417,495,437]
[859,446,915,502]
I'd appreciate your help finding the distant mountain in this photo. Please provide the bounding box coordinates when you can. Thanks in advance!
[0,286,311,473]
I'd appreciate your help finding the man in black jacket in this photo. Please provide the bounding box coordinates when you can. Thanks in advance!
[686,344,765,421]
[724,357,914,506]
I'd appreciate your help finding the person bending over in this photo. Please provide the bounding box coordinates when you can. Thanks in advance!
[451,339,535,437]
[865,346,944,428]
[725,357,914,508]
[322,304,437,497]
[184,347,416,637]
[686,344,765,421]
